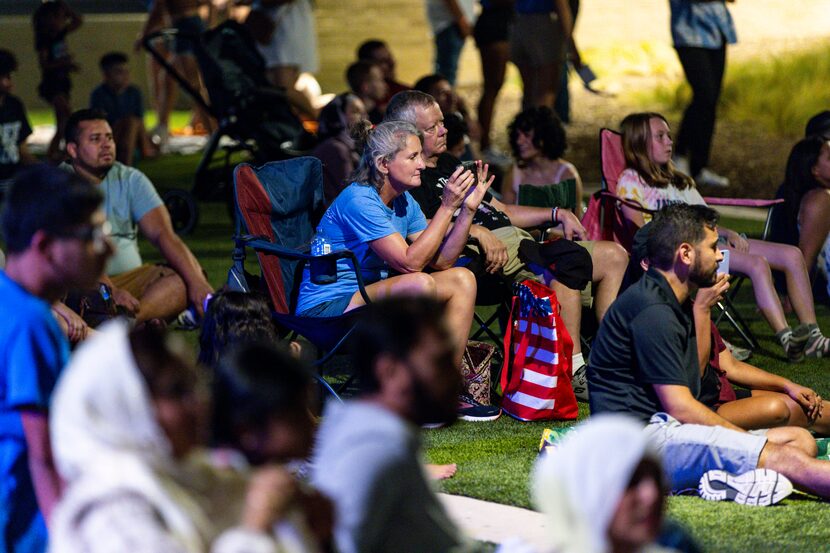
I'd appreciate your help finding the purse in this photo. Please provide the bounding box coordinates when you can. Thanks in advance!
[499,279,578,421]
[461,341,497,406]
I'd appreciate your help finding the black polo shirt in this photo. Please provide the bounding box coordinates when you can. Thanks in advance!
[587,268,700,422]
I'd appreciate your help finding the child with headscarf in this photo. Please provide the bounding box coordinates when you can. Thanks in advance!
[48,320,324,553]
[532,415,681,553]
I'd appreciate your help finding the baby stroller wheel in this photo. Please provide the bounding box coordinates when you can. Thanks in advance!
[163,188,199,236]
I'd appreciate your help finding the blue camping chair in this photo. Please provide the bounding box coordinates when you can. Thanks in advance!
[227,157,370,398]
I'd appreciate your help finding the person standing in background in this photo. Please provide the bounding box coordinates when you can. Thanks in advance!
[669,0,736,188]
[33,0,83,163]
[425,0,477,87]
[510,0,572,110]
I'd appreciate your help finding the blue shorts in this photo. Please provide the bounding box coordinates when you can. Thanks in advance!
[297,294,353,318]
[644,412,767,492]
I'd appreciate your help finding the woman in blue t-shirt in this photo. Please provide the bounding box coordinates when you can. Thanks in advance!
[297,120,493,363]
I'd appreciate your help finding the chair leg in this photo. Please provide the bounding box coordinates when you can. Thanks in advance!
[714,298,758,350]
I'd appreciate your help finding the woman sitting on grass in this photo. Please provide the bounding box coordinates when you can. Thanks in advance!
[502,106,584,215]
[617,111,830,361]
[770,136,830,302]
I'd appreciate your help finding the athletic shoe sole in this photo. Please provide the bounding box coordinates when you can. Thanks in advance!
[458,409,502,422]
[698,468,793,506]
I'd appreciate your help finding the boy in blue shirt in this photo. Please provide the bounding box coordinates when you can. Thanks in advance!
[90,52,156,166]
[0,164,112,552]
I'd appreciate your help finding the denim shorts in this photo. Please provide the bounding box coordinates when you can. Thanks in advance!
[298,294,353,318]
[644,412,767,492]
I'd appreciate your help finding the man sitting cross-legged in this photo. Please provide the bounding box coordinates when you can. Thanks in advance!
[63,108,213,323]
[384,90,629,393]
[629,222,830,439]
[588,203,830,505]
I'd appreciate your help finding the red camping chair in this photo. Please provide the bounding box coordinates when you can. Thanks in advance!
[591,128,784,350]
[227,157,370,398]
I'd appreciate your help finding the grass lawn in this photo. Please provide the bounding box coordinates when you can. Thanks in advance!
[135,151,830,553]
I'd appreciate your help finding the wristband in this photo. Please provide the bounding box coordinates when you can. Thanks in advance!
[551,207,559,224]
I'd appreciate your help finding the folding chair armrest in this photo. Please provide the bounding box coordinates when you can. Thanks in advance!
[235,236,372,305]
[597,190,653,214]
[703,197,785,208]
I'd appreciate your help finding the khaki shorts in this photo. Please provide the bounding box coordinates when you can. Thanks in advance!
[110,263,175,299]
[468,227,594,308]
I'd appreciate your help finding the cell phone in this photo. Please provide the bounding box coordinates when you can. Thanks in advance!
[718,249,730,275]
[576,64,597,88]
[459,160,478,185]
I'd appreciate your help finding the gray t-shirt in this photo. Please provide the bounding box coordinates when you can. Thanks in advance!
[311,401,472,553]
[62,162,163,276]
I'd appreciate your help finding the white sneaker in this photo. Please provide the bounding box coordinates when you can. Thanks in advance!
[672,155,690,176]
[695,167,730,188]
[722,338,752,362]
[571,365,588,402]
[150,124,170,154]
[699,468,793,506]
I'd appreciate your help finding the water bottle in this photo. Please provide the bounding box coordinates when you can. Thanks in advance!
[310,230,337,284]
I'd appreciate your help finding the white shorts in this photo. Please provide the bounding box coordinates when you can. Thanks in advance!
[256,0,319,73]
[644,412,767,492]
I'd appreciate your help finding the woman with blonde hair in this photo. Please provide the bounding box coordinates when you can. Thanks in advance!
[617,112,830,360]
[295,119,498,420]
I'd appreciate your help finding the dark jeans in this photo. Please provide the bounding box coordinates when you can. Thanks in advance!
[674,44,727,177]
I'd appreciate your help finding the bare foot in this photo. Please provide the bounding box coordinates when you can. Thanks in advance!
[426,463,457,481]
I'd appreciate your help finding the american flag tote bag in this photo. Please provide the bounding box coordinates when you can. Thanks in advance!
[499,279,578,421]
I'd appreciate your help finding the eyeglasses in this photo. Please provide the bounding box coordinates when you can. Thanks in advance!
[55,220,112,251]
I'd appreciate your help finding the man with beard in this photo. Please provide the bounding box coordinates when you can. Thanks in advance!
[587,203,830,506]
[63,109,213,323]
[311,297,478,553]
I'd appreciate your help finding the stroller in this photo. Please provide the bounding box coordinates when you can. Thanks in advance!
[142,20,312,234]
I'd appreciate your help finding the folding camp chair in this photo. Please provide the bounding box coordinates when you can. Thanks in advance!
[227,157,369,399]
[593,128,783,350]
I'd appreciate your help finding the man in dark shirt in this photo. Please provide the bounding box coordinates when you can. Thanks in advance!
[0,50,36,190]
[588,203,830,504]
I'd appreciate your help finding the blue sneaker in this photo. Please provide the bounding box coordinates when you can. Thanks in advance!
[458,393,501,422]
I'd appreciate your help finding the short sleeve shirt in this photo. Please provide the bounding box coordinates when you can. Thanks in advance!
[295,183,428,314]
[669,0,737,49]
[617,168,707,223]
[63,162,163,276]
[0,95,33,181]
[89,84,145,126]
[587,268,700,422]
[0,271,69,552]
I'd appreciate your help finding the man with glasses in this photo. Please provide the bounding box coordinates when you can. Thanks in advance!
[0,164,112,552]
[63,108,213,324]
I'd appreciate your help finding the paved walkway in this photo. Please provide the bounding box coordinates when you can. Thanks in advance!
[439,493,549,549]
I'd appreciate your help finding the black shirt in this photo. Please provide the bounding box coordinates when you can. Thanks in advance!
[587,268,700,422]
[0,95,33,181]
[410,153,513,230]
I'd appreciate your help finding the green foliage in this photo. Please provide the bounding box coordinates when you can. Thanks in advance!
[634,43,830,137]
